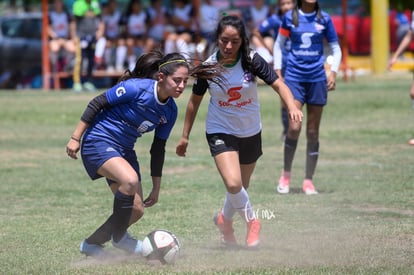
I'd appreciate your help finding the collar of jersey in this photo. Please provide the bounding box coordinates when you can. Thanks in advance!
[216,51,240,68]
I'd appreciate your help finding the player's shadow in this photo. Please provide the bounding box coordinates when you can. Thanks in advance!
[282,187,331,194]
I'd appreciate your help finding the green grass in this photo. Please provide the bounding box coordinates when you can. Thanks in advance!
[0,72,413,274]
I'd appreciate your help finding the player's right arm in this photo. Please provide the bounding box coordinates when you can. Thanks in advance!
[66,92,110,159]
[273,31,288,79]
[389,29,413,69]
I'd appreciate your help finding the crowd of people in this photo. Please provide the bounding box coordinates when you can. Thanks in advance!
[49,0,285,91]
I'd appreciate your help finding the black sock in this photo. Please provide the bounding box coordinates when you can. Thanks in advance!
[85,191,134,245]
[85,216,114,245]
[281,107,289,135]
[305,141,319,179]
[284,137,298,171]
[111,190,134,242]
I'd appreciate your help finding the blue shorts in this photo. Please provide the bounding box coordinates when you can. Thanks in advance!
[206,132,262,165]
[81,139,141,181]
[285,80,328,106]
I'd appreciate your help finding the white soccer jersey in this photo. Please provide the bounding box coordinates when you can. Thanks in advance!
[199,3,220,33]
[103,10,122,39]
[249,5,270,28]
[127,11,148,36]
[169,4,194,32]
[49,11,71,38]
[193,51,278,138]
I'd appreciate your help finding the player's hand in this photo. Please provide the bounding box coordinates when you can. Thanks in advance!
[387,57,397,70]
[143,189,159,207]
[327,72,337,91]
[289,108,303,123]
[66,139,80,159]
[176,137,189,157]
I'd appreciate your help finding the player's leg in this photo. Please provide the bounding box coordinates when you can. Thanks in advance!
[303,104,323,195]
[238,133,262,247]
[277,98,303,194]
[81,157,142,256]
[280,102,289,141]
[98,157,144,253]
[212,150,241,246]
[302,80,327,194]
[215,152,259,228]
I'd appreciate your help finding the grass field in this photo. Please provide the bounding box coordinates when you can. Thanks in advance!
[0,72,413,274]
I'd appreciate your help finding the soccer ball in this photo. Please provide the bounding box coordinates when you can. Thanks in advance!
[141,229,180,264]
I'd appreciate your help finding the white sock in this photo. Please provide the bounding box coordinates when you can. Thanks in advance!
[104,47,112,67]
[116,45,127,69]
[95,37,106,59]
[227,187,256,222]
[164,39,175,54]
[128,55,136,71]
[222,192,236,220]
[176,38,191,60]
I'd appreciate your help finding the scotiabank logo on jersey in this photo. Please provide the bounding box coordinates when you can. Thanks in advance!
[218,86,254,108]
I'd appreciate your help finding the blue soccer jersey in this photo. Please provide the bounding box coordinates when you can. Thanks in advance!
[84,78,177,149]
[258,13,282,40]
[280,10,339,82]
[260,13,291,73]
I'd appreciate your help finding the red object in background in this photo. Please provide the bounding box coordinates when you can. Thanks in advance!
[331,9,414,55]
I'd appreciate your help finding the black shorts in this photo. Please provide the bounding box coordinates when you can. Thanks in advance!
[206,132,262,165]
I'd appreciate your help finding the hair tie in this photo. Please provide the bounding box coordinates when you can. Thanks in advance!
[158,59,187,70]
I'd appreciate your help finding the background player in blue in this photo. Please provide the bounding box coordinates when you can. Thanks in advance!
[66,50,224,257]
[258,0,295,140]
[273,0,342,195]
[176,15,303,248]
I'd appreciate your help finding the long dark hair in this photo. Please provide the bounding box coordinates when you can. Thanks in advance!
[119,49,226,87]
[277,0,295,17]
[292,0,323,27]
[215,15,254,75]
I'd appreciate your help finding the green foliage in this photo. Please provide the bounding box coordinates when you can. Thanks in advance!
[0,73,413,274]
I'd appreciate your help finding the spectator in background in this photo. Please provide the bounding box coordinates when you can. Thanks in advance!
[101,0,127,72]
[124,0,155,71]
[210,0,253,16]
[48,0,76,72]
[396,12,410,46]
[244,0,273,63]
[147,0,169,50]
[253,0,294,62]
[259,0,296,140]
[393,5,411,47]
[197,0,221,59]
[164,0,197,60]
[72,0,105,92]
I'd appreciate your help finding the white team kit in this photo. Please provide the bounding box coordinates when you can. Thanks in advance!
[49,10,71,38]
[127,11,149,36]
[103,10,122,39]
[193,50,278,138]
